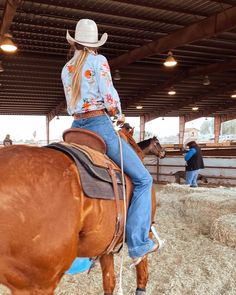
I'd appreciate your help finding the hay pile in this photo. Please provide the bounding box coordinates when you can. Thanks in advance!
[211,213,236,248]
[177,185,236,234]
[1,184,236,295]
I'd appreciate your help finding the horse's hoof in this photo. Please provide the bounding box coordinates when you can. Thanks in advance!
[136,288,146,295]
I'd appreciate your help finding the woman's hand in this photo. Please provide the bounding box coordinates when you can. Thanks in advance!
[116,114,125,126]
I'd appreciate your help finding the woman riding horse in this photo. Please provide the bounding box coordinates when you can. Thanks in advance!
[0,19,165,295]
[62,18,159,265]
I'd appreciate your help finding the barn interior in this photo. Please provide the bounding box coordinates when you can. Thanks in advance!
[0,0,236,144]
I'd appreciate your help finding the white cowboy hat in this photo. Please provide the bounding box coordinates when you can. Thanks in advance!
[66,19,108,48]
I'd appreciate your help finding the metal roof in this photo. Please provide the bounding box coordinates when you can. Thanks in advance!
[0,0,236,122]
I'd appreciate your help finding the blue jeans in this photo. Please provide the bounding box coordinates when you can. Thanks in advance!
[185,170,200,187]
[71,115,154,258]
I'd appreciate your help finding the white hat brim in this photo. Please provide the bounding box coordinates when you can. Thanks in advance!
[66,30,108,47]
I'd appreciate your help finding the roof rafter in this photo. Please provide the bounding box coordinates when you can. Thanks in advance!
[144,81,236,122]
[109,6,236,69]
[0,0,22,41]
[123,57,236,109]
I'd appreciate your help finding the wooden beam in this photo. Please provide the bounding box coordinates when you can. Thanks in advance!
[184,101,236,121]
[109,6,236,69]
[123,57,236,109]
[144,81,236,122]
[47,100,66,122]
[114,0,209,16]
[0,0,22,40]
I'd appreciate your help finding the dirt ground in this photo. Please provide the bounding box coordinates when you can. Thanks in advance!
[1,184,236,295]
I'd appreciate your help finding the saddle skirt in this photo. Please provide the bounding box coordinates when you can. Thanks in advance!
[47,140,131,201]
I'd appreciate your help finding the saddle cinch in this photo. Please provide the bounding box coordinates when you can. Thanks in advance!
[46,128,131,201]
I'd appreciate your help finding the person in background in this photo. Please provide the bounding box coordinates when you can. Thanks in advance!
[184,140,204,187]
[3,134,13,146]
[61,19,159,265]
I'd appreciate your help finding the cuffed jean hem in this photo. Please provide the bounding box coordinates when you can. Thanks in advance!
[128,238,155,259]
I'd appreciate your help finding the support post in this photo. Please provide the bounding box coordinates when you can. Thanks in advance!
[46,115,50,145]
[214,116,221,144]
[140,115,145,141]
[179,116,185,145]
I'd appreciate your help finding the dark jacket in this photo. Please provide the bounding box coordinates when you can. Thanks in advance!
[185,145,204,171]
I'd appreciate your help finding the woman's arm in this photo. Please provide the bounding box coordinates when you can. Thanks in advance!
[95,55,122,119]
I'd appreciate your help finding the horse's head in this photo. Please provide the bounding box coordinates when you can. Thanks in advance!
[121,123,134,136]
[150,136,166,158]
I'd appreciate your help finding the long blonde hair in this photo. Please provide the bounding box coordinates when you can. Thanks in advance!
[70,44,89,110]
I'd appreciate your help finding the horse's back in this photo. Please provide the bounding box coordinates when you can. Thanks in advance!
[0,145,81,292]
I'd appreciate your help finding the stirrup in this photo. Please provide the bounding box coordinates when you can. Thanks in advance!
[151,225,165,249]
[130,243,159,268]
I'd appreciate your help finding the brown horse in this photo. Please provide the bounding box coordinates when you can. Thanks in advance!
[0,132,164,295]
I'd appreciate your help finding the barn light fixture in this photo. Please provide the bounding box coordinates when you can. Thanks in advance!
[113,69,121,81]
[164,51,177,67]
[231,91,236,98]
[0,61,4,72]
[0,34,17,53]
[192,106,199,111]
[203,75,210,86]
[168,87,176,95]
[136,105,143,109]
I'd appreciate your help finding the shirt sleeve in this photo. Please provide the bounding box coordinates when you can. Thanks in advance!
[95,55,122,119]
[184,148,197,161]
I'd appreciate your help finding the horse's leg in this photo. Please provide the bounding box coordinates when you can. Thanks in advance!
[135,257,148,294]
[100,253,116,295]
[135,184,157,294]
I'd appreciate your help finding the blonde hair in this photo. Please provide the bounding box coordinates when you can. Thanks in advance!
[70,45,97,110]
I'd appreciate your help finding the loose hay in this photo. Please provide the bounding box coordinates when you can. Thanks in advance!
[211,213,236,248]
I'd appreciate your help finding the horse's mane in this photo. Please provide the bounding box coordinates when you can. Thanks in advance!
[137,138,152,149]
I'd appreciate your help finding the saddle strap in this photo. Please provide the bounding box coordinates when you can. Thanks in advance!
[105,164,124,254]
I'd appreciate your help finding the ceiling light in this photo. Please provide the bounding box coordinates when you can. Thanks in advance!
[231,91,236,98]
[113,69,121,81]
[192,106,199,111]
[0,61,4,72]
[56,115,60,120]
[168,87,176,95]
[203,75,210,86]
[0,34,17,53]
[136,105,143,109]
[162,117,165,120]
[164,51,177,67]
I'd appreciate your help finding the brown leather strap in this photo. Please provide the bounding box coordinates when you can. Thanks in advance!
[73,109,105,120]
[105,164,124,254]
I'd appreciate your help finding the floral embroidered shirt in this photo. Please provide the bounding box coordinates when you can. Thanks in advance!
[61,51,122,119]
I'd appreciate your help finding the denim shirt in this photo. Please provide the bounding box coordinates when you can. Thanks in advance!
[61,51,122,119]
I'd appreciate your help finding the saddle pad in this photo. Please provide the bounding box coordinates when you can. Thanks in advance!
[46,143,125,200]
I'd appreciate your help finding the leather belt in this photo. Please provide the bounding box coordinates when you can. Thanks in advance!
[73,109,105,120]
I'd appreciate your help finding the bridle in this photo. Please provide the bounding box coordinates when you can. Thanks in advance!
[152,137,166,158]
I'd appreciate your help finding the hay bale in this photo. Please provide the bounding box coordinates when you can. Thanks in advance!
[181,188,236,234]
[210,213,236,248]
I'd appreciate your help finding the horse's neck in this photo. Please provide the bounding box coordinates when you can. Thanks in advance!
[119,129,144,160]
[141,146,149,156]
